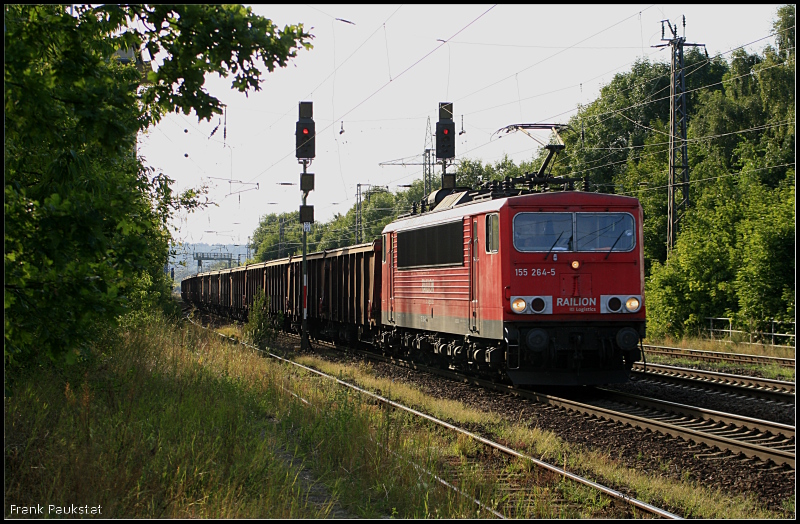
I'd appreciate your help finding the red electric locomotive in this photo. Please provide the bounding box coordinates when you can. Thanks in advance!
[182,174,645,387]
[378,187,645,385]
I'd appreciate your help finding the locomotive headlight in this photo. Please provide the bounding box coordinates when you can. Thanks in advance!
[625,296,641,312]
[511,298,527,313]
[571,260,580,270]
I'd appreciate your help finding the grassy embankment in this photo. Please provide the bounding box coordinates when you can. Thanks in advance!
[5,315,577,518]
[5,315,793,518]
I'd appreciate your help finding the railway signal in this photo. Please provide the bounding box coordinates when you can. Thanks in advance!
[300,172,314,192]
[295,101,315,159]
[436,102,456,189]
[299,204,314,224]
[295,101,316,351]
[436,102,455,159]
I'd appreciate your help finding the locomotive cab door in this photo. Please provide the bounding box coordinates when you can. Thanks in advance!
[469,218,480,332]
[388,233,395,323]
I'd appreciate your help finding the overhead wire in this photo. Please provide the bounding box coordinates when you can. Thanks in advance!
[243,4,498,185]
[253,37,790,231]
[185,12,791,243]
[453,5,656,105]
[458,24,791,145]
[212,13,790,227]
[548,54,795,175]
[233,6,404,151]
[546,28,794,132]
[617,162,796,195]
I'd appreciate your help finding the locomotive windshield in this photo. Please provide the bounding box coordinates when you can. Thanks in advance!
[576,213,635,252]
[513,213,573,252]
[513,212,635,252]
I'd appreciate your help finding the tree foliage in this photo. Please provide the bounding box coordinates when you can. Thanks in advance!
[4,5,311,372]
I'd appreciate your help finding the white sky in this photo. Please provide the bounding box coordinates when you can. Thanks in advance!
[137,4,784,247]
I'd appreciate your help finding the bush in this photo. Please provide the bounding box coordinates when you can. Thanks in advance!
[243,290,279,350]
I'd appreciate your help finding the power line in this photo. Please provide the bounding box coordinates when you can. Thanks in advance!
[236,6,404,152]
[185,14,792,242]
[454,6,655,105]
[617,162,796,195]
[243,5,498,185]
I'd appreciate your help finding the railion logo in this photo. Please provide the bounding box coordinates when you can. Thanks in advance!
[557,297,596,307]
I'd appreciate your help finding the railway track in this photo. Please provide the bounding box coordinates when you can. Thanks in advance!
[185,314,682,519]
[315,342,796,470]
[382,358,796,469]
[586,389,795,468]
[632,362,795,403]
[272,331,796,470]
[188,308,795,471]
[642,344,795,369]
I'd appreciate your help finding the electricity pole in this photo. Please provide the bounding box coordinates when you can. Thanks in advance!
[653,17,704,252]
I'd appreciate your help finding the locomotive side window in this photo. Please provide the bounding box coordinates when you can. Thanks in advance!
[576,213,635,252]
[513,213,573,252]
[485,213,499,254]
[382,235,387,263]
[396,221,463,268]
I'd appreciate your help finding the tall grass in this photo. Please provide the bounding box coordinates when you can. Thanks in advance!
[4,315,333,518]
[7,314,791,518]
[4,314,499,518]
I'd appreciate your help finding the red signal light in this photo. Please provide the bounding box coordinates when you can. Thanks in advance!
[303,128,309,135]
[443,128,449,135]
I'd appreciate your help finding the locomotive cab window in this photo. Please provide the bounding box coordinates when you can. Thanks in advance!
[513,213,573,252]
[485,213,499,254]
[576,213,635,252]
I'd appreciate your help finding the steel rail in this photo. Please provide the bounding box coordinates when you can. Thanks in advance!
[265,326,795,470]
[596,389,795,437]
[591,389,795,468]
[274,349,683,519]
[632,362,795,402]
[642,344,795,368]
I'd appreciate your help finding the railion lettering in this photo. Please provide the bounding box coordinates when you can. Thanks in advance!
[556,297,596,307]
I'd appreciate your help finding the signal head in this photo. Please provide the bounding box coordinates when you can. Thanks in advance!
[296,101,315,159]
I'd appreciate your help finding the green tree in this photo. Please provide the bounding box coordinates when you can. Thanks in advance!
[734,176,795,326]
[4,5,311,371]
[645,6,794,338]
